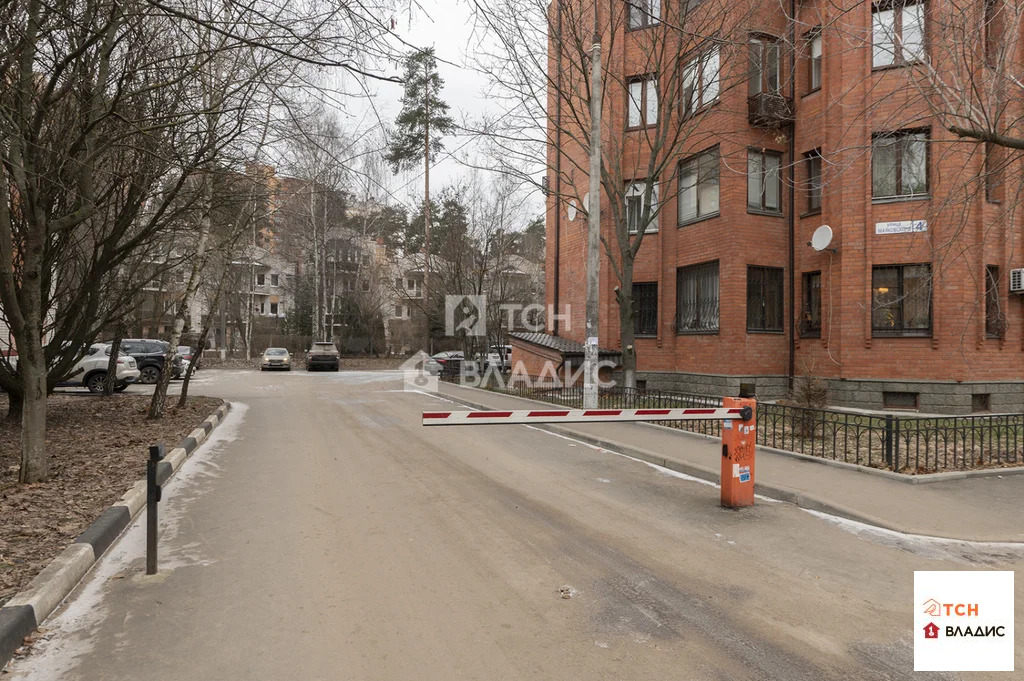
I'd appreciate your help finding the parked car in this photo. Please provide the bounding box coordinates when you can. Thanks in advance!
[56,343,140,393]
[306,342,340,371]
[485,344,512,372]
[424,351,463,376]
[177,346,202,372]
[261,347,291,371]
[114,339,183,384]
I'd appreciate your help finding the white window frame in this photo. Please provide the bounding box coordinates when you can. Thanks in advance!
[625,181,659,234]
[627,76,658,128]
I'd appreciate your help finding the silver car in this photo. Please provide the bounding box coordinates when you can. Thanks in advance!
[260,347,291,371]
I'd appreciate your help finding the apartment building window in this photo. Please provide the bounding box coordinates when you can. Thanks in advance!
[626,181,658,234]
[361,280,370,292]
[270,274,279,287]
[259,301,266,314]
[747,149,783,213]
[802,271,822,337]
[872,1,925,68]
[681,46,719,116]
[632,282,658,336]
[871,264,932,336]
[872,130,928,199]
[627,0,659,29]
[805,149,823,212]
[747,266,784,332]
[807,29,822,90]
[627,76,658,128]
[395,277,402,289]
[256,273,265,286]
[678,147,719,224]
[394,304,406,319]
[270,302,279,315]
[676,261,719,333]
[985,265,1004,338]
[749,36,782,95]
[985,142,1004,203]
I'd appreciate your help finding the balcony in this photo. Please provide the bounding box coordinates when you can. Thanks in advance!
[747,92,794,128]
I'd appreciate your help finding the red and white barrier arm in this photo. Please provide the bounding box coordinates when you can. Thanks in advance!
[422,406,752,426]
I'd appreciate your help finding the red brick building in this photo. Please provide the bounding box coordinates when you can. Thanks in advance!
[540,0,1023,413]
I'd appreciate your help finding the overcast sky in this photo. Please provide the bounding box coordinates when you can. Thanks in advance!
[348,0,495,206]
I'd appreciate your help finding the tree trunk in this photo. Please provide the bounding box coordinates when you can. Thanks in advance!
[19,330,48,483]
[616,282,637,391]
[6,388,23,421]
[103,328,124,396]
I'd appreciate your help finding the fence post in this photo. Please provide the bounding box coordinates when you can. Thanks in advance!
[883,416,894,468]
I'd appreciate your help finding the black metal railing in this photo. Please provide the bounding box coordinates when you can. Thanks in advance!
[440,375,1023,474]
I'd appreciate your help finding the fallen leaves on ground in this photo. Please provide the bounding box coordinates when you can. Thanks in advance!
[0,393,221,607]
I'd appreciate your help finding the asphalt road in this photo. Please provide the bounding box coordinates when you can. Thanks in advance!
[8,370,1022,680]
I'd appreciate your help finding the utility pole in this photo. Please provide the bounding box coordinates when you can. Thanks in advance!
[583,0,602,409]
[423,69,432,354]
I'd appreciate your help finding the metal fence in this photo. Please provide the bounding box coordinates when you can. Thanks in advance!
[444,377,1024,474]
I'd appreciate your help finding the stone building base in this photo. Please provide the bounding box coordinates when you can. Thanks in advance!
[632,371,1024,415]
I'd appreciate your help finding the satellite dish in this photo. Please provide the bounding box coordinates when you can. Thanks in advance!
[567,200,578,222]
[582,192,590,213]
[810,224,834,252]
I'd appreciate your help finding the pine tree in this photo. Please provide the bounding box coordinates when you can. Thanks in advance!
[385,48,455,351]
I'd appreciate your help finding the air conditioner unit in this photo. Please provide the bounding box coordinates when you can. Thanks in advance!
[1011,268,1024,294]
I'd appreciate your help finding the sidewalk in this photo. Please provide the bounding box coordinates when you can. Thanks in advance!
[438,383,1024,543]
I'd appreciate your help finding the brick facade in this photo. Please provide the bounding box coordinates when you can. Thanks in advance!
[546,0,1024,413]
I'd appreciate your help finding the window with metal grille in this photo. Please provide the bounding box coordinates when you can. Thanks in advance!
[632,282,658,336]
[747,150,783,213]
[986,265,1004,338]
[676,261,719,333]
[747,266,784,332]
[802,271,822,337]
[871,264,932,336]
[872,130,928,198]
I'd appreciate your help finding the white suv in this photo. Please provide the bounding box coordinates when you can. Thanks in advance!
[60,343,141,393]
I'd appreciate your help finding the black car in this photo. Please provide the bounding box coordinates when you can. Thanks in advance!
[114,339,183,384]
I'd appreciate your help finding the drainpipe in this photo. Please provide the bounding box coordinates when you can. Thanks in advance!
[553,0,563,336]
[787,0,797,390]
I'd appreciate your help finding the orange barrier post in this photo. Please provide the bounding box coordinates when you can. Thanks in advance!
[720,397,756,508]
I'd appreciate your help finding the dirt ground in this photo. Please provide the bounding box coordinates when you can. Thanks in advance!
[0,393,222,607]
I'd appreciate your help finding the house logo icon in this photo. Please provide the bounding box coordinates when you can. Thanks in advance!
[922,598,942,616]
[923,622,940,639]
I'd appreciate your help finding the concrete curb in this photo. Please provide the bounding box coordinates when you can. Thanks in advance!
[437,386,1024,544]
[0,400,231,669]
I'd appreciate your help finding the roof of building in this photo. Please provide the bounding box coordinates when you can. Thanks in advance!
[509,332,621,358]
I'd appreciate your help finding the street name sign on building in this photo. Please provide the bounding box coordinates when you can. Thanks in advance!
[876,220,927,235]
